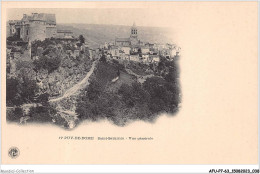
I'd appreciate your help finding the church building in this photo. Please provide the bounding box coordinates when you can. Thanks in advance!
[115,22,140,47]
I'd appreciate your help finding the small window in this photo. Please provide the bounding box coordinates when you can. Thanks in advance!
[27,30,29,35]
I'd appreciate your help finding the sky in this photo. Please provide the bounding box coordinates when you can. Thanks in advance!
[7,8,178,28]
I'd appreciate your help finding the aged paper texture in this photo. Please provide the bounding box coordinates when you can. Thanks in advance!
[1,1,258,164]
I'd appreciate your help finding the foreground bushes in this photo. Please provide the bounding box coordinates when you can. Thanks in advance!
[76,59,180,126]
[6,77,38,107]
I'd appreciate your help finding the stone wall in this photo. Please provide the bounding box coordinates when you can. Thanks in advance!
[7,24,16,37]
[46,27,57,38]
[20,25,30,42]
[29,23,47,41]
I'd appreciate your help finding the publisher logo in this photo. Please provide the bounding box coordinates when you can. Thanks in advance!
[8,147,20,159]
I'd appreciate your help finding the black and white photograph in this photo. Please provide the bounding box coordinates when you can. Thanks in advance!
[1,1,258,173]
[6,9,181,129]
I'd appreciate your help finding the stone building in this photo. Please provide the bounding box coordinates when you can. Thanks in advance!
[56,30,73,39]
[8,13,57,42]
[115,22,140,47]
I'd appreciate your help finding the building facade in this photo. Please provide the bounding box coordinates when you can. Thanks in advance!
[56,30,73,39]
[115,22,140,47]
[8,13,57,42]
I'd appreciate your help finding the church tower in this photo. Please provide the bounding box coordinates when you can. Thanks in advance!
[130,22,139,46]
[130,22,138,38]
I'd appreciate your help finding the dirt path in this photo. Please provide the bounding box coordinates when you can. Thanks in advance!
[49,60,97,103]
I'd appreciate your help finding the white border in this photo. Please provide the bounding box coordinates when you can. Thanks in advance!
[0,0,259,173]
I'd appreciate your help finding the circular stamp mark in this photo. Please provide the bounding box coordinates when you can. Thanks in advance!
[8,147,20,159]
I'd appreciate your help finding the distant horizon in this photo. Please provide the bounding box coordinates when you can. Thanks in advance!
[7,8,178,28]
[58,23,172,29]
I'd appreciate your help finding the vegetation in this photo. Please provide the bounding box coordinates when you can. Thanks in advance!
[6,107,23,122]
[7,35,23,42]
[33,55,62,73]
[126,61,152,76]
[6,99,57,123]
[28,104,56,123]
[79,35,85,44]
[6,77,38,107]
[6,33,180,128]
[76,58,180,126]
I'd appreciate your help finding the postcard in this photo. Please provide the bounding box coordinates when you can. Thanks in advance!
[1,1,258,165]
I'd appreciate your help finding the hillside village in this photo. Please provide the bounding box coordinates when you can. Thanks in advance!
[98,23,181,65]
[6,13,181,129]
[7,13,181,65]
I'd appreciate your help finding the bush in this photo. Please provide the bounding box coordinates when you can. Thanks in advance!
[7,76,38,106]
[28,105,56,123]
[76,62,120,121]
[6,78,22,106]
[76,92,118,121]
[36,93,50,105]
[144,76,180,113]
[100,54,106,62]
[7,35,22,42]
[79,35,85,44]
[19,76,38,103]
[76,59,180,125]
[6,107,23,122]
[33,55,61,73]
[118,82,150,107]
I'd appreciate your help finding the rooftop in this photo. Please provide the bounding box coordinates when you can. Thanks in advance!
[57,30,73,33]
[115,38,130,42]
[22,13,56,25]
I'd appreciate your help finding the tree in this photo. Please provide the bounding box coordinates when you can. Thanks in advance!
[118,82,150,107]
[6,74,38,106]
[143,76,179,113]
[79,35,85,44]
[100,54,106,62]
[36,93,49,105]
[46,55,62,73]
[118,84,135,107]
[33,52,62,73]
[164,66,178,82]
[29,105,55,123]
[6,78,22,106]
[6,107,23,122]
[19,76,38,103]
[86,79,103,100]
